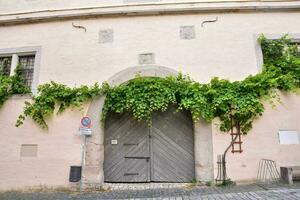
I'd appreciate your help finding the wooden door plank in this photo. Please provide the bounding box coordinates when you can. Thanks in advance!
[151,105,195,182]
[104,112,150,182]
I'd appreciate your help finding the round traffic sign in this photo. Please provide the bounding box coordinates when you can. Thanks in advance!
[81,116,91,127]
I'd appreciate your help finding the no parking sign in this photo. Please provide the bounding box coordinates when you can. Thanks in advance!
[79,116,92,136]
[81,116,91,128]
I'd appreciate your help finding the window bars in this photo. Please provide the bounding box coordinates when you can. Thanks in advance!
[291,42,300,57]
[297,43,300,57]
[19,55,35,88]
[0,57,12,76]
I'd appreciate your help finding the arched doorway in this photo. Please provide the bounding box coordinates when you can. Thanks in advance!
[104,105,195,182]
[84,65,213,185]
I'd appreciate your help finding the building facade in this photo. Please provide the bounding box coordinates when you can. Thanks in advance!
[1,0,300,190]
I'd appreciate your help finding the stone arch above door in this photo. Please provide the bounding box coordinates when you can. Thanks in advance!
[106,65,177,86]
[83,65,213,185]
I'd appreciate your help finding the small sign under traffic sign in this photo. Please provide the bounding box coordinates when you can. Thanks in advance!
[79,127,92,136]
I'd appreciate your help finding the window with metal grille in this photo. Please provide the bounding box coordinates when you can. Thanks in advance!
[19,55,35,88]
[296,42,300,57]
[0,57,12,76]
[291,42,300,57]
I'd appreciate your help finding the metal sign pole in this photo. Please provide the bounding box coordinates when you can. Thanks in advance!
[79,115,92,192]
[79,134,87,193]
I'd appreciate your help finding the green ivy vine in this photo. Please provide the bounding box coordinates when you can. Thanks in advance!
[16,82,110,129]
[12,35,300,133]
[0,62,31,107]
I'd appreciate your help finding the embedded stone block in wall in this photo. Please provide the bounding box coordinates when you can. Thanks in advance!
[180,26,196,40]
[99,29,113,43]
[20,144,38,157]
[139,53,155,64]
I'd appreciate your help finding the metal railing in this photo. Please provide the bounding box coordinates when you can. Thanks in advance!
[257,159,281,185]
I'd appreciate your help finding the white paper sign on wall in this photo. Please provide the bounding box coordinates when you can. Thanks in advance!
[278,130,299,145]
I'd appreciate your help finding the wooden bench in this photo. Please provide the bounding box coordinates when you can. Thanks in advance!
[280,166,300,184]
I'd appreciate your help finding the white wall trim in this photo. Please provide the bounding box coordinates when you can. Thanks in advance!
[1,1,300,26]
[0,46,42,94]
[253,33,300,73]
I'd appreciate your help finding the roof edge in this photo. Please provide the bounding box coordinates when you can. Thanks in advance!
[0,0,300,26]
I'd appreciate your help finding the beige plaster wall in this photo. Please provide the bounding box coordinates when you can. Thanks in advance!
[0,11,300,188]
[0,96,84,190]
[213,92,300,182]
[1,12,300,85]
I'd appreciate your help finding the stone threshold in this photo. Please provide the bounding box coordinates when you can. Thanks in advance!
[87,182,191,191]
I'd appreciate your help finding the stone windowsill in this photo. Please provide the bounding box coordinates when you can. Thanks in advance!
[10,94,32,100]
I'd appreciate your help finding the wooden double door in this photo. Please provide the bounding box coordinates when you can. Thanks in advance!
[104,106,195,182]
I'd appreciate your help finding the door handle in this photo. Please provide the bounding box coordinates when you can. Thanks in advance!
[124,156,150,159]
[124,173,139,176]
[123,143,138,146]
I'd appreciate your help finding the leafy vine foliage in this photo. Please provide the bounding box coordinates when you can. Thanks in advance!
[0,62,30,107]
[104,35,300,133]
[13,35,300,133]
[16,82,109,129]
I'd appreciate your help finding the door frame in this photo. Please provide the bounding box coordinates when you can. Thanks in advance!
[83,65,214,184]
[103,106,195,183]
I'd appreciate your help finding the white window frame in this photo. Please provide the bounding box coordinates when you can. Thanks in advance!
[278,130,300,145]
[254,33,300,72]
[0,46,42,94]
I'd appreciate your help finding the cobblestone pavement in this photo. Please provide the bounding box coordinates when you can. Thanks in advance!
[1,183,300,200]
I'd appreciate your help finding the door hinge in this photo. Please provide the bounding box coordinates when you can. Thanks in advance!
[124,173,139,176]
